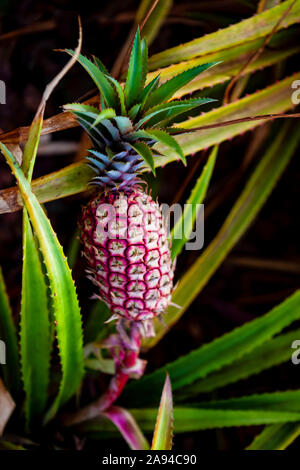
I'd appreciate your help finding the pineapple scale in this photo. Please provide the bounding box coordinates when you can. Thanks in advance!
[80,187,174,321]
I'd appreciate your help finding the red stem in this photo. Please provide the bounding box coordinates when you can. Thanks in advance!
[95,346,140,412]
[62,323,142,427]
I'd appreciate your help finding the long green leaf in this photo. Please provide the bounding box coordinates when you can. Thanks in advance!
[125,29,143,108]
[148,0,300,68]
[131,128,186,163]
[20,103,52,428]
[0,267,20,397]
[80,407,300,435]
[65,50,118,108]
[137,98,215,128]
[154,73,300,167]
[2,31,82,414]
[148,129,185,163]
[247,422,300,450]
[20,212,51,427]
[178,327,300,398]
[145,63,217,109]
[151,374,174,450]
[146,120,300,346]
[171,146,218,259]
[21,115,43,181]
[0,143,84,423]
[135,408,300,431]
[63,103,100,118]
[123,291,300,407]
[64,104,116,128]
[197,390,300,412]
[139,74,160,108]
[64,103,114,120]
[149,37,300,98]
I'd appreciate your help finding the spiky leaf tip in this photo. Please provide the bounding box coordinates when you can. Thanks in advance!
[144,62,219,110]
[125,28,144,109]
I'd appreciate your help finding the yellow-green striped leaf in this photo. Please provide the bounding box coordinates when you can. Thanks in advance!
[0,143,84,423]
[123,290,300,407]
[171,146,218,259]
[20,212,51,427]
[0,267,20,397]
[151,374,174,450]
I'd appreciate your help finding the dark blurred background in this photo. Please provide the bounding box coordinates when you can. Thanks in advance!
[0,0,299,450]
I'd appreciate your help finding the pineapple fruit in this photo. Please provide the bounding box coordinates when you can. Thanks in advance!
[65,29,215,329]
[80,188,173,322]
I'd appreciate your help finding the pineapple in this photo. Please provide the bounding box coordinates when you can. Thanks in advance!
[80,188,173,323]
[65,29,215,329]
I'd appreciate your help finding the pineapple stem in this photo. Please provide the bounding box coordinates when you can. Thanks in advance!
[62,322,145,427]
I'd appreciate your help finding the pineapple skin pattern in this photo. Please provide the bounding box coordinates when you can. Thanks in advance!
[79,187,174,322]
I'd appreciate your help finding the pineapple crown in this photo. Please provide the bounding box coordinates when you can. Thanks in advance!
[64,28,217,189]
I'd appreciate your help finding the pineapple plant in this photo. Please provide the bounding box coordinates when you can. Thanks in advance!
[1,0,300,451]
[65,28,216,332]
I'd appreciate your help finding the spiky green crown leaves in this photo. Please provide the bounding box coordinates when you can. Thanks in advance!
[64,28,217,186]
